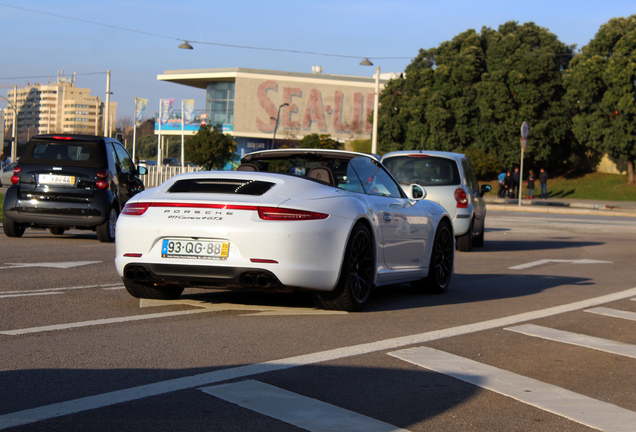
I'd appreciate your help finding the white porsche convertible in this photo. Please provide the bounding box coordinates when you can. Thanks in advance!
[115,149,454,311]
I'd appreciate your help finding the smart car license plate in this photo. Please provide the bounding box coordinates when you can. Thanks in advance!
[161,239,229,260]
[39,174,75,185]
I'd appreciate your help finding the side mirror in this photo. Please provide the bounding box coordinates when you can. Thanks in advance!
[137,166,148,176]
[410,184,426,200]
[481,184,492,195]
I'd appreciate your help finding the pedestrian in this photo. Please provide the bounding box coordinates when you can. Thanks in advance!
[526,169,535,199]
[512,166,520,198]
[497,171,506,198]
[0,152,10,170]
[503,170,513,198]
[539,167,549,199]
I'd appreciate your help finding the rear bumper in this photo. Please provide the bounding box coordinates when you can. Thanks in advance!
[3,187,112,228]
[121,262,288,291]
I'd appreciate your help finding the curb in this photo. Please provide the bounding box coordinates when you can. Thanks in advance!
[485,199,636,217]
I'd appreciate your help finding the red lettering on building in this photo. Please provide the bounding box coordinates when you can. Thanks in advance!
[302,89,327,131]
[365,92,375,133]
[352,93,364,133]
[282,87,301,129]
[333,91,351,133]
[256,80,278,132]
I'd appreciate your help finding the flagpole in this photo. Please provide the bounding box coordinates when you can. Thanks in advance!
[132,98,137,163]
[181,99,185,169]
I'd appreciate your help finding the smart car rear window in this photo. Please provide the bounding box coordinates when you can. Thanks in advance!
[19,139,107,168]
[168,179,275,195]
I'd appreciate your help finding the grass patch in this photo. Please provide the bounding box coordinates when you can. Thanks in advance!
[484,171,636,202]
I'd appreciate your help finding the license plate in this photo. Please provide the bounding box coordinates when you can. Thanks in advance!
[161,239,229,260]
[39,174,75,185]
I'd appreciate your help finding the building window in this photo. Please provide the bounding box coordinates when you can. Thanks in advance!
[206,82,235,126]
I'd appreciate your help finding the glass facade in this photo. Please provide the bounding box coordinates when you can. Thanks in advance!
[206,82,235,127]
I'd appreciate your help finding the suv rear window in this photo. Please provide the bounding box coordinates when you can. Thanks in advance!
[383,156,461,186]
[19,138,107,168]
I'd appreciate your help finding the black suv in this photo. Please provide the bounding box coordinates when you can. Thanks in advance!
[3,134,146,242]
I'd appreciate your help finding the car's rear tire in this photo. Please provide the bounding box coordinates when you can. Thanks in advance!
[123,278,184,300]
[96,207,118,242]
[3,214,25,238]
[472,221,484,247]
[312,223,374,312]
[412,219,453,294]
[456,219,473,252]
[50,227,65,235]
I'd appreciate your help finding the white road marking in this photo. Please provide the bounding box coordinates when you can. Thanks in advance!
[201,380,410,432]
[505,324,636,359]
[0,309,212,335]
[585,307,636,322]
[0,283,122,296]
[389,347,636,432]
[0,292,62,299]
[1,286,635,430]
[509,259,612,270]
[0,261,102,270]
[140,298,348,316]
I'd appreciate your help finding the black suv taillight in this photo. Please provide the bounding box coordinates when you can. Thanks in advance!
[10,166,21,184]
[96,170,108,189]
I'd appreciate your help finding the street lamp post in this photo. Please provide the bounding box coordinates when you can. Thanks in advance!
[272,103,289,147]
[360,58,380,155]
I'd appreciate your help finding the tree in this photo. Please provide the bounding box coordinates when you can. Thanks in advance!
[186,125,237,169]
[378,22,575,173]
[299,133,342,149]
[564,15,636,185]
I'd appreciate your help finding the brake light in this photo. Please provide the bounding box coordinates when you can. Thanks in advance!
[97,170,108,179]
[454,188,469,208]
[52,136,73,140]
[121,202,329,220]
[122,202,151,215]
[10,166,21,184]
[258,207,328,220]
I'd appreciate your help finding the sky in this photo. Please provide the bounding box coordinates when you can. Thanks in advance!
[1,1,635,121]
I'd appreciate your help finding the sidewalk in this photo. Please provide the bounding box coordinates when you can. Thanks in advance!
[484,195,636,217]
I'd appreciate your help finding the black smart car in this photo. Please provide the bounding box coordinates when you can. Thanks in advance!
[3,134,146,242]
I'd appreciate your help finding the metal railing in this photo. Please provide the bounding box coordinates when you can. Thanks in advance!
[141,165,201,188]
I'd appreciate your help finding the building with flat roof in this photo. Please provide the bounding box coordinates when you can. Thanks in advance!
[4,74,116,145]
[156,67,392,155]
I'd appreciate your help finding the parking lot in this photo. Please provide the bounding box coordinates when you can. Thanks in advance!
[1,209,635,431]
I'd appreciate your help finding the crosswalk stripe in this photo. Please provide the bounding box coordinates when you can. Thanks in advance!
[505,324,636,359]
[390,347,636,432]
[201,380,410,432]
[585,307,636,322]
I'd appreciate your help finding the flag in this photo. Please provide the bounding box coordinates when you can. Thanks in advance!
[134,97,148,127]
[160,98,174,125]
[183,99,195,124]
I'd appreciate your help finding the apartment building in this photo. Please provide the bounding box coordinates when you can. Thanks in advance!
[4,74,116,142]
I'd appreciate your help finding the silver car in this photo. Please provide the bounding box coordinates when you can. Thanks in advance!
[381,150,491,252]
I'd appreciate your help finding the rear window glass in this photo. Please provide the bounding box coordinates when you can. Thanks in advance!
[383,156,461,186]
[168,179,275,195]
[19,139,107,168]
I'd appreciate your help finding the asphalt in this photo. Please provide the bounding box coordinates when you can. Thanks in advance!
[1,185,635,218]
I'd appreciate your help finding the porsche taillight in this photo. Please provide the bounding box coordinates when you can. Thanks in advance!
[122,202,150,215]
[258,207,329,220]
[454,188,469,208]
[121,202,328,220]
